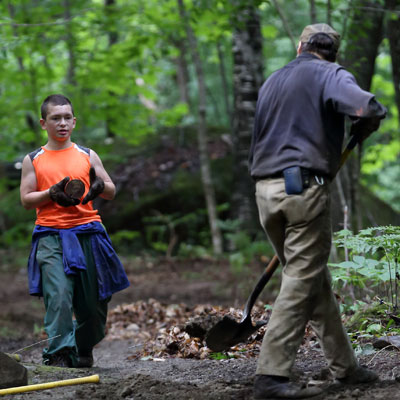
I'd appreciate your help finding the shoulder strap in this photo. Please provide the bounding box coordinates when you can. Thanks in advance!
[29,147,44,162]
[74,144,91,156]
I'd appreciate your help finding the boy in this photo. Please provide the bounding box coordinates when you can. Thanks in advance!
[20,94,130,367]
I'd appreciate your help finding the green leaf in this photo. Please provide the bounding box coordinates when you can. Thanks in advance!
[338,261,361,269]
[262,24,278,39]
[366,323,383,334]
[353,255,365,265]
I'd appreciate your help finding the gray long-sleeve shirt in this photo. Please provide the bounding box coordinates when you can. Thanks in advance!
[249,52,386,179]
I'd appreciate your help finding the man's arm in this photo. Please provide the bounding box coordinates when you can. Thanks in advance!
[327,68,387,120]
[20,155,51,210]
[326,68,386,142]
[89,150,116,201]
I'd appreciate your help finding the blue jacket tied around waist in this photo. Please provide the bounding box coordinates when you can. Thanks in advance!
[28,222,130,300]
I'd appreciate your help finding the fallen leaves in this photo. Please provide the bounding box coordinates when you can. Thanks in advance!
[106,298,270,360]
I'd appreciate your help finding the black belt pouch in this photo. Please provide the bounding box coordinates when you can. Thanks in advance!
[283,166,309,195]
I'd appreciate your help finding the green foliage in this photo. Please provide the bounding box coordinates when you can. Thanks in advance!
[345,301,400,347]
[1,223,34,249]
[223,220,273,274]
[330,255,390,290]
[0,187,35,270]
[142,208,211,256]
[137,204,273,264]
[334,226,400,259]
[331,226,400,311]
[177,243,211,259]
[0,325,18,338]
[33,323,45,337]
[109,230,141,254]
[363,39,400,211]
[1,0,399,264]
[209,351,235,360]
[0,0,196,158]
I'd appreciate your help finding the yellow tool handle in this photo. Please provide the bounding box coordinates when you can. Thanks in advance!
[5,353,21,362]
[0,374,100,396]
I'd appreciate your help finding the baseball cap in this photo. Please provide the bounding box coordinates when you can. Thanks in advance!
[300,23,340,51]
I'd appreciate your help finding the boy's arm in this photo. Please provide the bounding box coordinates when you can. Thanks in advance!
[20,155,51,210]
[89,150,116,201]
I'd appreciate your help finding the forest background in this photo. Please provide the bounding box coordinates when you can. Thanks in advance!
[0,0,400,315]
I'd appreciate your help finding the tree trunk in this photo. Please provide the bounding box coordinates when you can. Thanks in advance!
[230,1,264,235]
[339,0,384,232]
[173,38,191,145]
[342,1,384,91]
[217,41,233,128]
[173,39,190,106]
[386,0,400,124]
[272,0,297,54]
[327,0,332,26]
[177,0,223,255]
[7,3,41,144]
[64,0,76,86]
[309,0,317,23]
[105,0,118,138]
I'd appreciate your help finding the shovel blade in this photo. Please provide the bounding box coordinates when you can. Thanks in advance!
[205,315,266,352]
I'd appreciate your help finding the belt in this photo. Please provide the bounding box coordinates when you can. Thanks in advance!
[254,169,327,185]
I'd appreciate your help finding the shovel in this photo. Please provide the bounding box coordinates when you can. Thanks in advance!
[205,134,360,352]
[205,255,280,351]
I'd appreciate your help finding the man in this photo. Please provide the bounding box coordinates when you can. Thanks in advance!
[249,24,386,399]
[20,94,130,368]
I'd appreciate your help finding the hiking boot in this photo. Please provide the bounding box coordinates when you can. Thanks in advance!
[253,375,323,399]
[43,349,73,368]
[335,365,378,385]
[75,350,94,368]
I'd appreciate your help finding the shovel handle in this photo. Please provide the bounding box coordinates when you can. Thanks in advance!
[241,255,280,321]
[339,134,359,170]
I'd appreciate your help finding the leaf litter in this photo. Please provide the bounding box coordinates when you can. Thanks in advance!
[105,298,271,360]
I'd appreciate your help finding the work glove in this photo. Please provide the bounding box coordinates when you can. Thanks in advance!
[49,177,80,207]
[82,167,105,205]
[350,116,382,143]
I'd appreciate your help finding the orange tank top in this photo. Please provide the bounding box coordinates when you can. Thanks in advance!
[30,143,102,228]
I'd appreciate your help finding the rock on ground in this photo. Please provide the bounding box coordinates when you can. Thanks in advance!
[0,352,28,389]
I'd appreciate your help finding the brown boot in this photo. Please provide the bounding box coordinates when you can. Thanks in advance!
[43,349,73,368]
[336,365,378,385]
[75,350,94,368]
[253,375,323,399]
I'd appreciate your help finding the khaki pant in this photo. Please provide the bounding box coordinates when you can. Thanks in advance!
[255,177,358,378]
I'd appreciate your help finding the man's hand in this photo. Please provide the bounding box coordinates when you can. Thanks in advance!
[350,116,382,142]
[49,177,80,207]
[82,167,105,205]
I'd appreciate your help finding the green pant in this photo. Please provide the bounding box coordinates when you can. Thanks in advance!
[37,234,110,362]
[255,178,358,378]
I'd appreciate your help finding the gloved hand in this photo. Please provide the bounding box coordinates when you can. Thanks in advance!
[49,177,80,207]
[350,116,382,143]
[82,167,105,205]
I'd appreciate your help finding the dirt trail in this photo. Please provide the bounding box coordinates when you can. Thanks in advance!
[1,259,400,399]
[3,338,399,400]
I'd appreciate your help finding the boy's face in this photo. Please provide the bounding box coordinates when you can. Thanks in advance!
[40,104,76,143]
